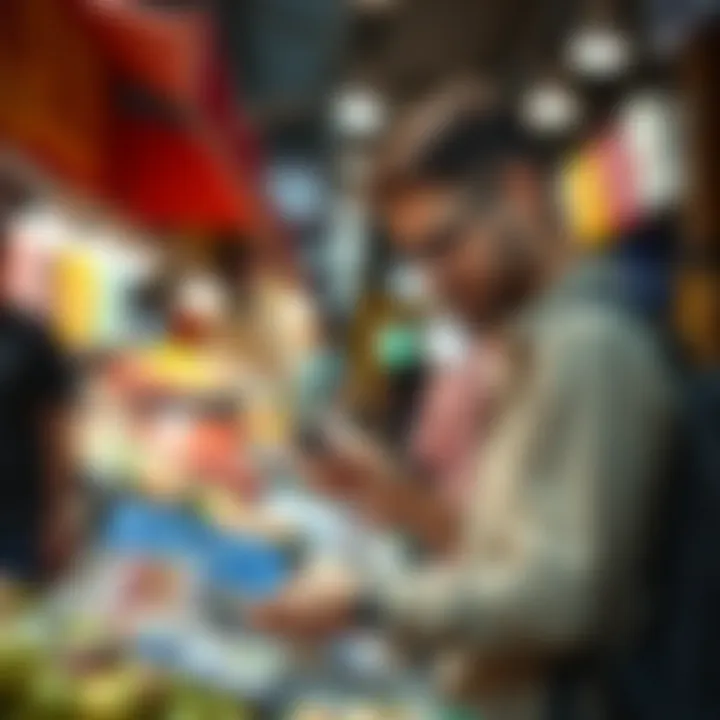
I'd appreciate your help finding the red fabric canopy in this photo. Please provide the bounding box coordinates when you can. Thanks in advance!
[0,0,272,236]
[72,0,206,107]
[108,114,260,231]
[88,1,271,234]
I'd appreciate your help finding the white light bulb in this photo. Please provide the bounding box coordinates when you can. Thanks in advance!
[566,26,632,79]
[521,82,583,134]
[333,86,387,138]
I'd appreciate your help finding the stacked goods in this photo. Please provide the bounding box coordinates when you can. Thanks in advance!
[81,342,256,502]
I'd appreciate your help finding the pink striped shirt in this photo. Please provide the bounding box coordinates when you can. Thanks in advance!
[411,341,492,510]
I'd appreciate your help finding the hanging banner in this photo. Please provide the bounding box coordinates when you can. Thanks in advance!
[559,92,681,249]
[0,0,108,188]
[561,144,613,248]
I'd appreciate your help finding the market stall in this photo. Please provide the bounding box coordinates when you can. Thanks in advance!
[0,175,439,718]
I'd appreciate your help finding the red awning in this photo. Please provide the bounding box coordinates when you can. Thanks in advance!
[108,113,261,231]
[0,0,272,237]
[79,1,272,235]
[72,0,206,107]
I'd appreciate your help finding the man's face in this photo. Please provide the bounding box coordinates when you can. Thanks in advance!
[385,185,508,322]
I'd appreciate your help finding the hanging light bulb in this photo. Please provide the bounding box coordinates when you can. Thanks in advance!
[521,80,583,135]
[566,24,633,79]
[332,85,387,139]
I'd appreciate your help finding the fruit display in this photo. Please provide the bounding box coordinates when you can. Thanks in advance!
[0,596,256,720]
[0,621,41,713]
[24,662,79,719]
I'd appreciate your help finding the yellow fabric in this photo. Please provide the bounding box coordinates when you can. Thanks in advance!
[54,248,100,350]
[561,150,612,249]
[132,343,225,393]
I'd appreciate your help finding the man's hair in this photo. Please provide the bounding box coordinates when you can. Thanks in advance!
[372,83,546,206]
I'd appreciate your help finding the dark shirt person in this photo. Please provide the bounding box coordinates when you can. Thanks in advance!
[0,194,74,584]
[251,87,675,719]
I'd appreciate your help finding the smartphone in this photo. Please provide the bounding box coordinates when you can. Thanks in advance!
[295,421,331,456]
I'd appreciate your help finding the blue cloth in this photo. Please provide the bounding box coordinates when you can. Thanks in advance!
[101,499,208,560]
[203,530,290,600]
[101,498,291,600]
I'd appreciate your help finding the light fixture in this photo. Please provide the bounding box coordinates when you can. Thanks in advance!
[332,86,387,139]
[521,80,583,135]
[566,25,633,80]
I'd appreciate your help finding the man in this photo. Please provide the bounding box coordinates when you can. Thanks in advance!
[252,89,675,718]
[0,177,75,584]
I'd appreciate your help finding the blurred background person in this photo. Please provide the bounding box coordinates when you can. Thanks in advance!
[0,171,75,585]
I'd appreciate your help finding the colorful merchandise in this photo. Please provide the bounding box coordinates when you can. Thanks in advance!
[54,246,101,350]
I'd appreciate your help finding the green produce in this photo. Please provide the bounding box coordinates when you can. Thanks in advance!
[20,664,78,720]
[0,623,42,714]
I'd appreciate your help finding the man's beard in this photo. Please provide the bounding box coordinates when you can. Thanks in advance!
[469,247,539,329]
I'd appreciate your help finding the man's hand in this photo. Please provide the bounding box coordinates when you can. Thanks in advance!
[249,564,359,640]
[297,418,404,522]
[297,417,458,550]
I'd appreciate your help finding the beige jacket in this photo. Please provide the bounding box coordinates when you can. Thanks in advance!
[371,264,676,719]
